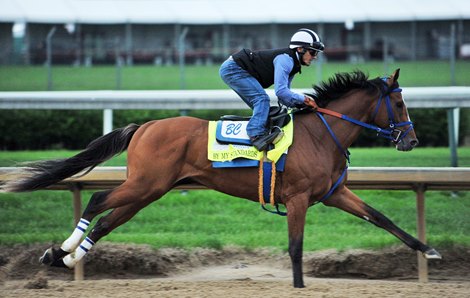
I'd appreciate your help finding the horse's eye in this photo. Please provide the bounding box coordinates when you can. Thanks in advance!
[396,102,404,108]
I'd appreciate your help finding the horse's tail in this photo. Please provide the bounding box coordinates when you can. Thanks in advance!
[0,123,140,193]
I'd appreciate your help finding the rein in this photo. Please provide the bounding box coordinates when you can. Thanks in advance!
[313,81,413,205]
[316,85,413,144]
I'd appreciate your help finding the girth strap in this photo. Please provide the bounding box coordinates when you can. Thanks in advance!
[258,158,287,216]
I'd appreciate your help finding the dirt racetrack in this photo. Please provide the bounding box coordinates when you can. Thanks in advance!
[1,243,469,297]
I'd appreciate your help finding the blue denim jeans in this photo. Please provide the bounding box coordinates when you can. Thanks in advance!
[219,58,270,138]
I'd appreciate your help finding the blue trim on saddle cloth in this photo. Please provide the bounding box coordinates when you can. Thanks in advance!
[212,159,259,168]
[212,153,287,171]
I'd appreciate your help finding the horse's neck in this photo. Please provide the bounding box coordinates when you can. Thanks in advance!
[315,91,376,151]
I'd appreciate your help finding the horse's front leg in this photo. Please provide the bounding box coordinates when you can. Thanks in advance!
[323,187,441,259]
[285,196,309,288]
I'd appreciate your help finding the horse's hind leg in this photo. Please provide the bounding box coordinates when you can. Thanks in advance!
[60,200,150,268]
[41,178,170,267]
[323,187,441,259]
[40,189,116,266]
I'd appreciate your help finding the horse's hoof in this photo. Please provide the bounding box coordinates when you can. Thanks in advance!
[423,248,442,259]
[39,248,54,265]
[39,247,70,266]
[51,258,69,268]
[293,279,305,288]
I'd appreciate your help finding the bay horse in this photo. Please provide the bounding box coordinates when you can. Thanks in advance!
[0,69,441,288]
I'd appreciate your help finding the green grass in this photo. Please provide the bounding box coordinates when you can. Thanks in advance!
[351,147,470,167]
[1,60,470,91]
[1,60,469,251]
[0,148,469,251]
[1,147,469,167]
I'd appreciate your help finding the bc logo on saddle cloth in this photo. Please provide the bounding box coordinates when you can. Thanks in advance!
[207,107,293,213]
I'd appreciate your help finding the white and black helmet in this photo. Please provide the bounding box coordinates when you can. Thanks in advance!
[289,28,325,52]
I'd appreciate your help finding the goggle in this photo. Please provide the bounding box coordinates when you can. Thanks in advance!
[307,49,320,57]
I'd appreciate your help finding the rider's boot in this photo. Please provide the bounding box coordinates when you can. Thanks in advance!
[250,128,281,151]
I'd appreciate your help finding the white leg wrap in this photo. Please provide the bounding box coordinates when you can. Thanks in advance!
[62,237,95,269]
[61,218,90,252]
[62,254,75,269]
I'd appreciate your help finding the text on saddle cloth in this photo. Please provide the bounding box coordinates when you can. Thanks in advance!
[216,120,252,145]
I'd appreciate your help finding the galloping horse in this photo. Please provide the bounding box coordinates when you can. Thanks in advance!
[0,69,441,288]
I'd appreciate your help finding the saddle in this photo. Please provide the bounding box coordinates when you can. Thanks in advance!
[220,106,291,129]
[219,106,291,150]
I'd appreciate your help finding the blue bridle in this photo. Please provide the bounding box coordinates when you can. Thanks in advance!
[313,78,414,205]
[370,78,414,143]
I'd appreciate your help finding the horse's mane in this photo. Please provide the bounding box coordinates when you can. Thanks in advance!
[308,70,383,108]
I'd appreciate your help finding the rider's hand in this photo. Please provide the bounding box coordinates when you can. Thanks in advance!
[304,95,318,111]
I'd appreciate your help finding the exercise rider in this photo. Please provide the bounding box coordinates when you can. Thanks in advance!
[219,28,324,151]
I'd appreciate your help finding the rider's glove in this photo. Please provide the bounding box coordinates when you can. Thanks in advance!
[303,95,318,111]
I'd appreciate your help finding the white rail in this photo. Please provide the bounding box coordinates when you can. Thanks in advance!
[1,87,470,109]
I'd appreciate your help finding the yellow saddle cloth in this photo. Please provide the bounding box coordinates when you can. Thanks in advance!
[207,116,293,164]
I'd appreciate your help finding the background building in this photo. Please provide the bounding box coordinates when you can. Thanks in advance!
[1,0,470,65]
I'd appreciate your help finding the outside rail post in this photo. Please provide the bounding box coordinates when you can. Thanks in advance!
[415,183,428,282]
[70,183,84,281]
[103,109,113,135]
[46,26,57,91]
[447,107,460,167]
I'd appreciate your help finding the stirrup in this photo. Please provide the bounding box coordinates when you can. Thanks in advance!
[272,127,284,144]
[251,129,281,151]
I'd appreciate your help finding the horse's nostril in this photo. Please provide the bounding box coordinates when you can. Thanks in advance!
[410,139,419,147]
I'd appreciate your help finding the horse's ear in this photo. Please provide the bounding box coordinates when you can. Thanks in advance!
[392,68,400,82]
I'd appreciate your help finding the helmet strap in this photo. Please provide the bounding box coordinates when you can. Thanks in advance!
[298,48,308,65]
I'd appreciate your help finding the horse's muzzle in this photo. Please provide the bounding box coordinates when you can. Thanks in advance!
[396,137,419,151]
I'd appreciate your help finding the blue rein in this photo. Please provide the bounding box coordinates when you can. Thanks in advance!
[314,112,349,205]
